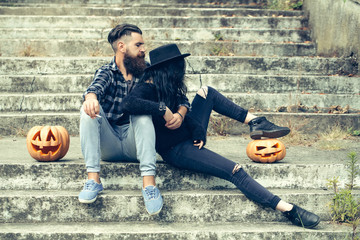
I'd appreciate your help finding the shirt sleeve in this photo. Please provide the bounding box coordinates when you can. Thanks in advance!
[83,68,112,102]
[177,92,191,111]
[184,115,207,145]
[121,83,166,116]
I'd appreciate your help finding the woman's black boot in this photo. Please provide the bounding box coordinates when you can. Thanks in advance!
[248,117,290,139]
[283,204,320,229]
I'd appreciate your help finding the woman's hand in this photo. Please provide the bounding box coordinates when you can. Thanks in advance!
[165,112,183,130]
[193,140,204,149]
[163,107,174,122]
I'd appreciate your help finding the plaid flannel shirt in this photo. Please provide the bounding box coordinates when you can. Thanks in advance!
[84,57,191,125]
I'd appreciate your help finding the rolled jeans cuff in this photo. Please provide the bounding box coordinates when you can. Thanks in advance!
[140,169,156,177]
[87,168,100,173]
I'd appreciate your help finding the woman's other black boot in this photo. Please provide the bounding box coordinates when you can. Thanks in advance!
[248,117,290,140]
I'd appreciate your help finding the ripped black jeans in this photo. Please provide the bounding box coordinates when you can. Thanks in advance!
[160,87,281,210]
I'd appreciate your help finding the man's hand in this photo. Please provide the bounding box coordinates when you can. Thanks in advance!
[165,112,183,130]
[83,93,100,119]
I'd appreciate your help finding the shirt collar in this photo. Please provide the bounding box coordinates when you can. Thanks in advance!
[109,56,119,72]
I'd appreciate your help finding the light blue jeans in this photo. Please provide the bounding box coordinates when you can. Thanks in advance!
[80,106,157,176]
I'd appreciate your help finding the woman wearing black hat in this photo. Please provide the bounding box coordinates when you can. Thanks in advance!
[121,44,320,228]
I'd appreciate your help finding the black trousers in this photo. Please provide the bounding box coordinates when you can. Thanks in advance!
[160,87,281,210]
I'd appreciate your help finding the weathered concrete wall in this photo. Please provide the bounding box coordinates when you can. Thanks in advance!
[303,0,360,74]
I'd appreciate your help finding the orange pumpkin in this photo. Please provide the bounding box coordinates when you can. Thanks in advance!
[246,139,286,163]
[26,126,70,162]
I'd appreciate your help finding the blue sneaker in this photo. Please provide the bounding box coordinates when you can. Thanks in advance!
[142,186,163,215]
[78,179,103,204]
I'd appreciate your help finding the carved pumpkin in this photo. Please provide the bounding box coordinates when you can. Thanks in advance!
[246,139,286,163]
[26,126,70,162]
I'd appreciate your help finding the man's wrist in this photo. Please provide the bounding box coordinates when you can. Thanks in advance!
[85,92,97,101]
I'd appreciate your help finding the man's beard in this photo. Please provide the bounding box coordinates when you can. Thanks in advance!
[123,52,146,78]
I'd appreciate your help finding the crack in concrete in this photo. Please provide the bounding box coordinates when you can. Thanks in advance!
[186,58,203,89]
[17,76,36,137]
[19,76,36,112]
[18,96,25,113]
[30,76,36,93]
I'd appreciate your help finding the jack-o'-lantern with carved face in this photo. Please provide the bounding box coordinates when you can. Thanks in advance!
[26,126,70,162]
[246,139,286,163]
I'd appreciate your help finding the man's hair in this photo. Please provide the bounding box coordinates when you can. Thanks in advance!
[108,23,142,53]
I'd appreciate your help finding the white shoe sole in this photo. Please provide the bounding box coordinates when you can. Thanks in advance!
[78,190,102,204]
[79,196,97,204]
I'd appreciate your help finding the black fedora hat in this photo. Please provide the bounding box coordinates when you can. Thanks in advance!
[146,44,190,69]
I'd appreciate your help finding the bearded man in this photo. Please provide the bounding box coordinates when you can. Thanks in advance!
[78,24,190,215]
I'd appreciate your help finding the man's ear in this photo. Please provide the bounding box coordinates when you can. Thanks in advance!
[118,41,126,54]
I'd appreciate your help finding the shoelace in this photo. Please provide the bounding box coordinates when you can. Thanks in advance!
[84,181,95,191]
[144,188,157,200]
[284,207,305,227]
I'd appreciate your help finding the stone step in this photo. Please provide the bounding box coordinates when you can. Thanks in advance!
[0,28,312,42]
[0,93,83,112]
[0,16,307,29]
[0,6,304,17]
[1,136,359,190]
[2,39,316,57]
[0,2,263,9]
[0,0,264,6]
[0,56,356,75]
[0,222,351,239]
[0,189,345,223]
[1,112,359,136]
[1,92,358,112]
[2,74,359,95]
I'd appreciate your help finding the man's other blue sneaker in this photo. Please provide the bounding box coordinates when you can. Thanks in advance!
[78,179,103,204]
[142,185,163,215]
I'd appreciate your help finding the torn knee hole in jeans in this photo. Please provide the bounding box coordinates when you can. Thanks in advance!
[197,86,208,99]
[232,164,241,175]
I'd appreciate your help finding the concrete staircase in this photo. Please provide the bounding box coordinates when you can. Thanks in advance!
[0,0,359,239]
[1,136,359,239]
[0,0,359,136]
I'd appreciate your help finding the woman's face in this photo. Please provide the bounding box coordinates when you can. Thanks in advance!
[172,59,185,79]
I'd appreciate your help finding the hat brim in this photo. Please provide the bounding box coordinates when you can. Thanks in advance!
[145,53,190,70]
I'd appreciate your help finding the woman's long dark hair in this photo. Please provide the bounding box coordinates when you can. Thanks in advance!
[141,57,187,111]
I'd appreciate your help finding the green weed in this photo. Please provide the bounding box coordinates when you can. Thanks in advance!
[290,1,303,10]
[214,33,224,41]
[327,152,360,240]
[210,45,233,56]
[348,128,360,137]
